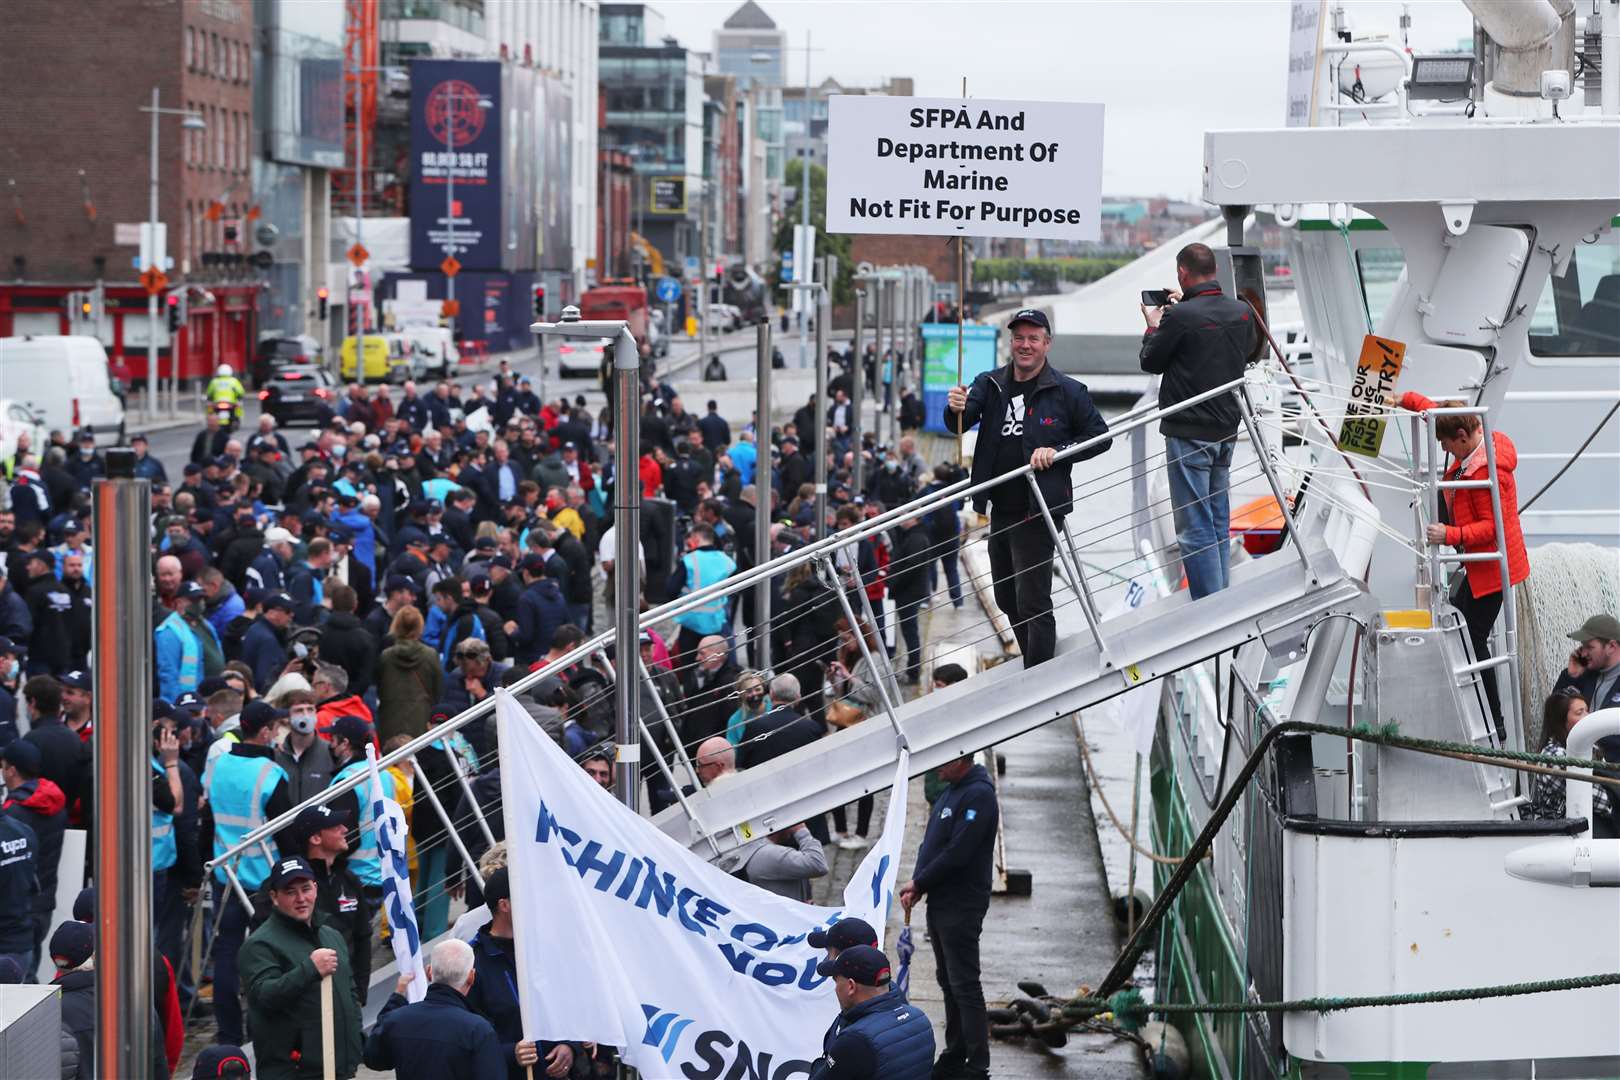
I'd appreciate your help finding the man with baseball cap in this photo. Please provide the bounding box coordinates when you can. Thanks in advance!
[1557,614,1620,712]
[810,945,933,1080]
[203,697,293,1046]
[277,803,372,1003]
[239,856,364,1079]
[808,916,880,958]
[242,591,296,694]
[945,308,1110,667]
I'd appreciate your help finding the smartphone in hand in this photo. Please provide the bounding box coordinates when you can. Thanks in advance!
[1141,289,1174,307]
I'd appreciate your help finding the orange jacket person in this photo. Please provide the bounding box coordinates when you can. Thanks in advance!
[1401,391,1529,731]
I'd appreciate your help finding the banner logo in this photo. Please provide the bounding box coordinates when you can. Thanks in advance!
[427,79,488,148]
[641,1005,695,1063]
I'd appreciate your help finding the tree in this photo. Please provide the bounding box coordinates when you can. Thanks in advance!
[773,159,854,307]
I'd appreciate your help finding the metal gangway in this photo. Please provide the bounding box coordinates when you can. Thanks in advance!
[206,374,1372,907]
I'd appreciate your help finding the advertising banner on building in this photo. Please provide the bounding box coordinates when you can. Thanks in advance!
[410,59,503,271]
[921,323,1000,434]
[495,692,911,1080]
[826,95,1104,242]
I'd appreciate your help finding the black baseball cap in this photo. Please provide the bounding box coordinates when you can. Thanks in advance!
[49,921,95,970]
[521,552,548,574]
[329,714,373,747]
[58,669,92,690]
[384,574,418,595]
[263,591,296,612]
[289,803,352,845]
[815,944,891,985]
[483,866,511,907]
[1007,308,1051,333]
[807,916,878,951]
[266,856,317,890]
[239,700,287,737]
[192,1044,252,1078]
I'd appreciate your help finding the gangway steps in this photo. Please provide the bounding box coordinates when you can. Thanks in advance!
[655,537,1367,855]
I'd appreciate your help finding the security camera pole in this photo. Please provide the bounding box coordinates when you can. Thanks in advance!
[532,306,642,810]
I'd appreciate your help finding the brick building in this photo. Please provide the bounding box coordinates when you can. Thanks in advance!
[0,0,261,384]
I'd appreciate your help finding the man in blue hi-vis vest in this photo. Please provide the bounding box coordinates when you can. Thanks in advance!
[203,700,293,1046]
[668,522,736,663]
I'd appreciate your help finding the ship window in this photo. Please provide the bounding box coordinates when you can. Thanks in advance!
[1529,233,1620,358]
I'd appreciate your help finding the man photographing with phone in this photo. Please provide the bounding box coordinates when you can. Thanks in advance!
[1139,242,1258,600]
[945,309,1110,667]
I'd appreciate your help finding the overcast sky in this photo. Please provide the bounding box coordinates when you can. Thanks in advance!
[653,0,1477,199]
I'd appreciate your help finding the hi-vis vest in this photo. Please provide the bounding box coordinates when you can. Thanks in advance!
[672,548,735,635]
[151,758,177,873]
[209,752,287,890]
[332,760,393,888]
[156,611,203,696]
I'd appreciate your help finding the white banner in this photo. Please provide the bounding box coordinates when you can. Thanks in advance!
[1095,572,1162,756]
[826,94,1104,242]
[1286,1,1328,127]
[367,746,428,1002]
[496,691,910,1080]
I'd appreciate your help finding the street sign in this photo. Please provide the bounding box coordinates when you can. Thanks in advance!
[654,277,682,303]
[683,255,701,280]
[441,299,461,317]
[347,243,370,266]
[114,223,142,247]
[139,267,168,296]
[440,255,462,278]
[138,222,167,273]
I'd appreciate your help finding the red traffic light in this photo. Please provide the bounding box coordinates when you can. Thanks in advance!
[166,293,180,307]
[316,287,329,300]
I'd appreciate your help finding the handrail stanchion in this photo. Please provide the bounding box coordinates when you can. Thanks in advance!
[1424,414,1445,603]
[411,758,485,885]
[638,656,703,791]
[817,555,910,751]
[223,859,255,917]
[1025,472,1115,669]
[1411,413,1432,613]
[1478,412,1523,754]
[1238,384,1316,584]
[1059,515,1105,628]
[446,743,496,850]
[833,542,903,696]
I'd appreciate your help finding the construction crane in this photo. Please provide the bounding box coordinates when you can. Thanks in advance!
[336,0,378,216]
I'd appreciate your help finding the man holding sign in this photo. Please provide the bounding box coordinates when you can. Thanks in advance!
[945,309,1110,666]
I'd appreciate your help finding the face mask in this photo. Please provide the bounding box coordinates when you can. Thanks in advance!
[288,708,317,735]
[3,659,16,680]
[744,692,764,708]
[331,445,347,459]
[79,447,94,458]
[884,460,898,472]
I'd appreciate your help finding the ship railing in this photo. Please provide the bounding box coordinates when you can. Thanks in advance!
[205,372,1318,913]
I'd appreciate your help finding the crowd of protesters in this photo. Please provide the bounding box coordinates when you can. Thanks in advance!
[0,336,989,1077]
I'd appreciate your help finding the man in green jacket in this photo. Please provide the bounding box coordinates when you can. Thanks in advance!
[239,856,364,1079]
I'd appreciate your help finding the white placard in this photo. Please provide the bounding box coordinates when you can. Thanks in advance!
[826,95,1104,242]
[1286,0,1327,127]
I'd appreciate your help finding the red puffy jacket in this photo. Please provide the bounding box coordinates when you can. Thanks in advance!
[1401,392,1529,599]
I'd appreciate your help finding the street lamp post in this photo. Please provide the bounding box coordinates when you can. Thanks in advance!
[139,89,205,421]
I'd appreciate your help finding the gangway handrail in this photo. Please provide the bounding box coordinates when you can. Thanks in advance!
[206,373,1254,872]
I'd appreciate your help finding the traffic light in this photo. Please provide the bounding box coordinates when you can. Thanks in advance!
[533,284,546,318]
[316,286,329,321]
[166,292,183,333]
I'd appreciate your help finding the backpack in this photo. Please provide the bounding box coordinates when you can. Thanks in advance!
[440,611,487,668]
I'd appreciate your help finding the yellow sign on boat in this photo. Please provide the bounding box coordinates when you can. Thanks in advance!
[1339,334,1406,457]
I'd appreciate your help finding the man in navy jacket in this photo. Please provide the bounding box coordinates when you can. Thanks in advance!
[899,757,999,1080]
[944,309,1109,666]
[364,938,506,1080]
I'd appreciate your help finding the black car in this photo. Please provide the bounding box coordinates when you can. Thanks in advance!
[251,336,318,386]
[258,365,337,427]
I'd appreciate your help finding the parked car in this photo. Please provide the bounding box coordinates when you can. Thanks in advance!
[0,335,126,445]
[258,364,337,427]
[251,334,321,386]
[559,335,610,378]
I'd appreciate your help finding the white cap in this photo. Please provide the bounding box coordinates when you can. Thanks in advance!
[264,527,296,545]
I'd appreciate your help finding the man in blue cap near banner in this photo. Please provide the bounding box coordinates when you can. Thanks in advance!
[809,945,933,1080]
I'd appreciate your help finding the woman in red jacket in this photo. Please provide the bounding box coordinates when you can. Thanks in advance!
[1401,392,1530,731]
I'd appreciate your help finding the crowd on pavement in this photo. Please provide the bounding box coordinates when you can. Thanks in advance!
[0,335,1016,1078]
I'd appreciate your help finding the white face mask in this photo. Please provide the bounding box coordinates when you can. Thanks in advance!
[288,708,317,735]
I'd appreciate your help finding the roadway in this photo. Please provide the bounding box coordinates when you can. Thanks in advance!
[143,325,784,480]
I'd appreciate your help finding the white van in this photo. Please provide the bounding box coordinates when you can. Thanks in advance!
[0,336,127,446]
